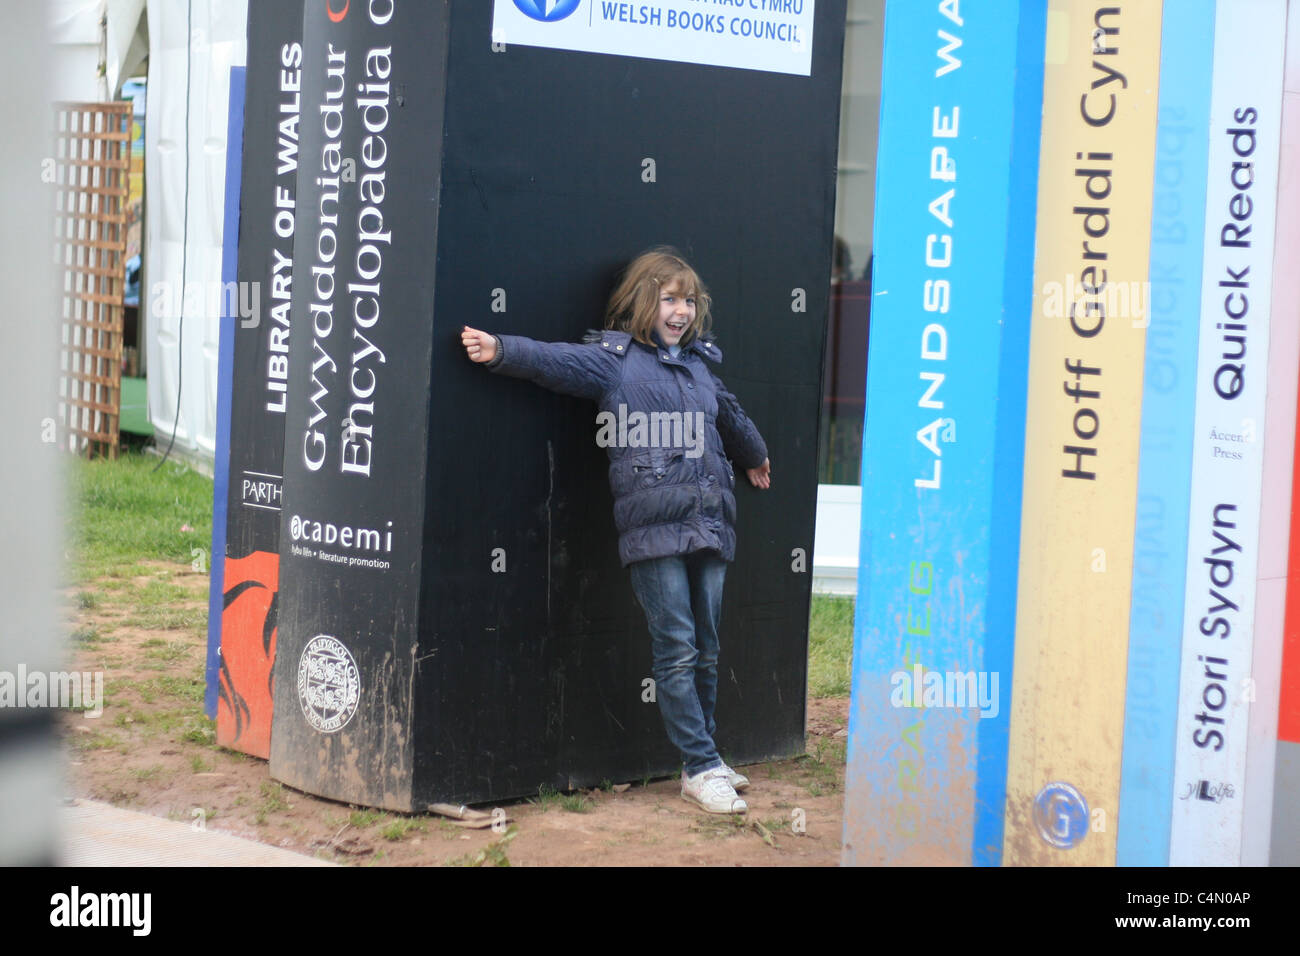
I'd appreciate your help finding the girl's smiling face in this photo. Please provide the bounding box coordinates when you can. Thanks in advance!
[654,282,696,348]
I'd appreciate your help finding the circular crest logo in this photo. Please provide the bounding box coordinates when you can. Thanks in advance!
[513,0,581,22]
[297,635,361,733]
[1033,781,1090,849]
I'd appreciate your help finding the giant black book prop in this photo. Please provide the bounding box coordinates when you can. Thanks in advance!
[212,0,304,757]
[271,0,846,810]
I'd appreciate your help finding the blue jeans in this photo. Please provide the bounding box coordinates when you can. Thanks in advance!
[628,550,728,777]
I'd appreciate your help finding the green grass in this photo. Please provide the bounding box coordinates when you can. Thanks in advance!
[66,452,213,584]
[123,606,205,634]
[116,579,201,632]
[559,792,592,813]
[798,736,847,797]
[108,669,210,742]
[528,784,562,812]
[113,710,149,728]
[107,677,209,739]
[179,720,216,746]
[380,818,427,841]
[254,781,289,824]
[142,639,193,664]
[807,594,854,697]
[348,809,387,829]
[527,783,591,813]
[70,625,105,645]
[69,730,130,755]
[136,674,205,706]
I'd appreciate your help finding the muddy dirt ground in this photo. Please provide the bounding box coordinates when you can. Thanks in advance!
[60,563,848,866]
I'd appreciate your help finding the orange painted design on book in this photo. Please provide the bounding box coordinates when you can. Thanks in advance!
[217,551,279,757]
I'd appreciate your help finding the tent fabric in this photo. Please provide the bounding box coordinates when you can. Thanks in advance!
[47,0,104,101]
[143,0,247,461]
[47,0,249,465]
[48,0,102,46]
[48,0,150,99]
[106,0,148,96]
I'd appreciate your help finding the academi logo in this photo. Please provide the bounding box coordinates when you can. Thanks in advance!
[514,0,582,22]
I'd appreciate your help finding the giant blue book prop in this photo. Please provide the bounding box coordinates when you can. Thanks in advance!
[842,0,1045,866]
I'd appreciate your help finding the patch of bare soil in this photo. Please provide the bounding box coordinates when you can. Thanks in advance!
[60,563,847,866]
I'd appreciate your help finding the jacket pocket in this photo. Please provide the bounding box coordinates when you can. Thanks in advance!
[627,450,662,490]
[630,448,686,487]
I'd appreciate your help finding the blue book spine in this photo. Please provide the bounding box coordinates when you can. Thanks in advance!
[842,0,1045,866]
[1116,1,1216,867]
[974,0,1046,869]
[205,65,246,719]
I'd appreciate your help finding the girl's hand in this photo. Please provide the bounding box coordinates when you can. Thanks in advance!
[747,458,771,489]
[461,326,497,364]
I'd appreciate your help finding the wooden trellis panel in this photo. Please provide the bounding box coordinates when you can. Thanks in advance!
[54,101,131,459]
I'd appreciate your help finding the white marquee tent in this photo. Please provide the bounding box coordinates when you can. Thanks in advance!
[50,0,248,467]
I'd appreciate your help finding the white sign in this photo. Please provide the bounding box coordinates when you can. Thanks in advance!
[492,0,815,77]
[1168,0,1286,867]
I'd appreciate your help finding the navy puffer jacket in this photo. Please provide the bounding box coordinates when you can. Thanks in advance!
[487,328,768,567]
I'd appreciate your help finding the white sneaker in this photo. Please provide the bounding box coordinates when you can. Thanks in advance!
[718,762,750,792]
[682,766,748,815]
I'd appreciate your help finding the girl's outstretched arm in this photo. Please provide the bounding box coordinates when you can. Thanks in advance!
[461,325,621,402]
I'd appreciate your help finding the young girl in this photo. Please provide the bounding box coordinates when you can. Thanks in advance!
[461,247,770,815]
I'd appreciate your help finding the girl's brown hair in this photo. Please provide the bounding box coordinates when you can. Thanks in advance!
[604,246,713,346]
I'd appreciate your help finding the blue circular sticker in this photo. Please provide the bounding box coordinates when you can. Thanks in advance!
[1033,782,1089,849]
[513,0,582,22]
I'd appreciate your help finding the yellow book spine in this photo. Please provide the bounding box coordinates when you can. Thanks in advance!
[1003,0,1164,866]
